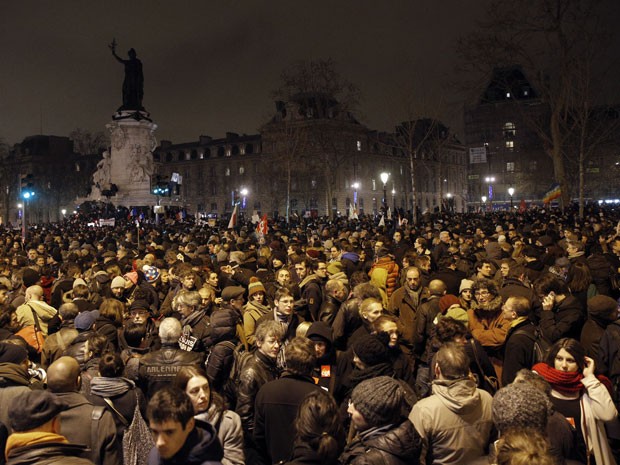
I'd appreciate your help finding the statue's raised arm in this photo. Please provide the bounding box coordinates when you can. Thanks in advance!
[109,39,144,111]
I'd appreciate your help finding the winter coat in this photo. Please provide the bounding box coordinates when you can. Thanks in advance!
[147,421,224,465]
[581,302,616,360]
[196,402,244,465]
[243,301,271,346]
[339,420,422,465]
[94,316,120,350]
[6,435,94,465]
[235,350,279,436]
[138,343,204,398]
[204,307,239,394]
[331,297,363,351]
[318,294,341,326]
[430,268,465,296]
[15,300,57,336]
[0,363,32,431]
[413,295,442,363]
[87,378,147,437]
[467,295,510,357]
[410,378,493,465]
[254,373,323,464]
[539,295,585,342]
[550,375,618,465]
[41,321,78,369]
[299,275,324,321]
[501,319,536,386]
[53,391,121,465]
[388,286,429,355]
[369,257,399,298]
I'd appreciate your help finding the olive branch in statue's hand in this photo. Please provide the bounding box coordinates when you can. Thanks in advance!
[109,38,117,52]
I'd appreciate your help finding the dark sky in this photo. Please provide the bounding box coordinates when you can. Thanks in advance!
[2,1,615,147]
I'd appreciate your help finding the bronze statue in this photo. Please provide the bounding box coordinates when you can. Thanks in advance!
[109,39,144,111]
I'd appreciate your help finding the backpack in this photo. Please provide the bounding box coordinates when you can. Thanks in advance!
[206,340,253,408]
[513,325,552,367]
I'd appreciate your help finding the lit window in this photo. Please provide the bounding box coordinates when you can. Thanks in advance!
[356,140,361,151]
[506,92,511,98]
[185,152,190,161]
[199,152,204,160]
[225,168,230,176]
[506,141,514,149]
[226,149,231,157]
[503,122,516,137]
[239,166,245,175]
[506,162,515,172]
[372,179,376,191]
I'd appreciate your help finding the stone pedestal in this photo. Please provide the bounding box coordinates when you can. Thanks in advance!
[104,111,157,207]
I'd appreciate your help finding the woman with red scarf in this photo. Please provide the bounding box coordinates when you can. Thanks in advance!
[534,338,617,465]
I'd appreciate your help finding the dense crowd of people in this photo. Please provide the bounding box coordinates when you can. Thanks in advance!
[0,204,620,465]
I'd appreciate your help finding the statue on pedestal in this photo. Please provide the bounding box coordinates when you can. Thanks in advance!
[109,39,144,111]
[93,150,111,188]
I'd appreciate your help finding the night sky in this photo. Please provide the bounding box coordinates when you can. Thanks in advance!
[1,1,618,147]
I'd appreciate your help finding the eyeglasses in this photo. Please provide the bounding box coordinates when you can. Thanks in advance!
[474,290,490,296]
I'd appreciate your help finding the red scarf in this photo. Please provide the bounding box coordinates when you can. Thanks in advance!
[533,363,613,396]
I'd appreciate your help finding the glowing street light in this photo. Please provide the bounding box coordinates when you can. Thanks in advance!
[508,187,515,210]
[380,172,389,213]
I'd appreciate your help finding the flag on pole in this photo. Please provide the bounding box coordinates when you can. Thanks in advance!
[519,199,527,214]
[228,204,238,229]
[387,207,392,220]
[378,214,385,227]
[256,214,268,235]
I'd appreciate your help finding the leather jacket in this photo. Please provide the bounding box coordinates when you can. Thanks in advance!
[235,350,279,436]
[138,343,203,397]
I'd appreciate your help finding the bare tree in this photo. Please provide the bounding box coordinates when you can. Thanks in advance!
[457,0,614,209]
[272,59,362,217]
[69,128,109,155]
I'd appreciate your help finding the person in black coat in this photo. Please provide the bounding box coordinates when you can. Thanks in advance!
[535,273,585,342]
[501,295,537,386]
[254,337,323,464]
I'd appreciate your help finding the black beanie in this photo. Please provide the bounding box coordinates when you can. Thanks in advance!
[351,376,403,428]
[352,334,389,366]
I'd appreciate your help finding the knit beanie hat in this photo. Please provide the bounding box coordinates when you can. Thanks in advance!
[111,276,126,289]
[351,376,404,429]
[352,334,389,366]
[492,383,550,434]
[459,279,474,294]
[439,294,461,314]
[248,277,266,298]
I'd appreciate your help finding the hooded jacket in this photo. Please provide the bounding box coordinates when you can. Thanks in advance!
[409,378,493,465]
[0,363,32,432]
[467,295,510,355]
[147,421,224,465]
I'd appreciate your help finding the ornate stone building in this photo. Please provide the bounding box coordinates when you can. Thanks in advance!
[153,95,468,218]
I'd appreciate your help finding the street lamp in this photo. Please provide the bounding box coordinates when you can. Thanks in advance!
[380,172,389,214]
[508,187,515,211]
[481,195,487,212]
[352,182,360,215]
[484,176,495,210]
[61,209,67,217]
[446,193,452,213]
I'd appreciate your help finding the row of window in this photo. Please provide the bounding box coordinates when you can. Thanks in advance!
[154,144,256,162]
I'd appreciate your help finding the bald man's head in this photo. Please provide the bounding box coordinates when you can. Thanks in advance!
[25,285,44,302]
[47,356,80,393]
[428,279,447,296]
